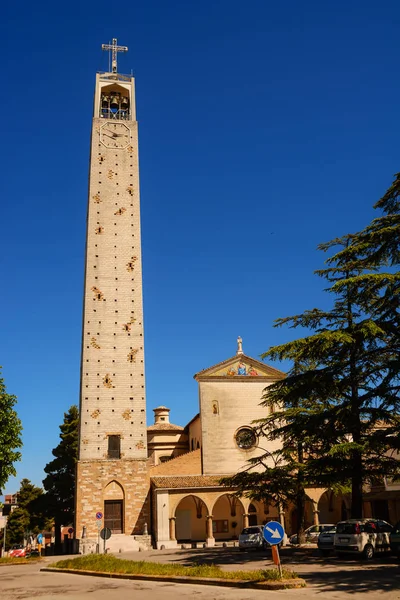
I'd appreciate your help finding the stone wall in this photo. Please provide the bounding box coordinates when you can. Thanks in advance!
[75,458,150,539]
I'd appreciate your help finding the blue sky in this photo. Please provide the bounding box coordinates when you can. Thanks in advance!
[1,0,399,495]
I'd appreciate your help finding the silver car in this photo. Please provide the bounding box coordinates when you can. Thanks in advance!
[238,525,265,551]
[289,524,336,545]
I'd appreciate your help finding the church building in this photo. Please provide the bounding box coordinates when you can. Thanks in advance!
[75,42,400,553]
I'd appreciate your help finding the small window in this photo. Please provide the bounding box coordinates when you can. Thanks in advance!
[108,435,121,459]
[212,520,229,533]
[159,456,170,463]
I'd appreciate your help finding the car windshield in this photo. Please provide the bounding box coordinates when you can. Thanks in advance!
[321,526,336,533]
[392,522,400,534]
[241,527,261,535]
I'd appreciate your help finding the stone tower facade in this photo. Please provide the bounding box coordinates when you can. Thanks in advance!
[75,58,149,543]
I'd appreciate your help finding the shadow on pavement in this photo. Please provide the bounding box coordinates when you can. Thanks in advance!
[162,546,400,593]
[299,562,400,594]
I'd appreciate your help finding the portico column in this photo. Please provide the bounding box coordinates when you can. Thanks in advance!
[243,513,249,528]
[312,501,320,526]
[169,517,176,541]
[206,515,215,547]
[278,503,285,528]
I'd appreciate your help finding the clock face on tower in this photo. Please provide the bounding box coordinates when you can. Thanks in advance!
[100,122,130,149]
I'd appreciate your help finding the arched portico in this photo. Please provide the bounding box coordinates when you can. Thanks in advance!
[174,495,208,543]
[211,494,245,540]
[318,490,347,524]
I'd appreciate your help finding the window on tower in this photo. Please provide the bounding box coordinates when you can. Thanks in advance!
[108,435,121,459]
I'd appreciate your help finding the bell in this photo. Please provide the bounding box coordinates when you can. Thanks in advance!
[101,95,109,106]
[121,96,129,108]
[110,95,119,107]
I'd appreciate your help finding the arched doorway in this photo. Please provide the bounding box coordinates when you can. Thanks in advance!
[175,495,208,542]
[104,480,124,534]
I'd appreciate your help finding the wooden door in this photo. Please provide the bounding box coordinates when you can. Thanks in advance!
[104,500,123,533]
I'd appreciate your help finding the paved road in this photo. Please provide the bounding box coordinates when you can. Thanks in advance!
[1,547,399,600]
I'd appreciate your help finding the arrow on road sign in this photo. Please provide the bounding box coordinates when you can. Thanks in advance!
[265,525,282,539]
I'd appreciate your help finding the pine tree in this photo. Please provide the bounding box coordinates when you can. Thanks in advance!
[222,174,400,530]
[262,175,400,518]
[0,369,22,494]
[42,406,79,545]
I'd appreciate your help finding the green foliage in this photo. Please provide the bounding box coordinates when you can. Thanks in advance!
[52,554,298,581]
[221,173,400,527]
[6,507,29,546]
[261,174,400,518]
[0,369,22,494]
[6,479,45,546]
[42,406,79,528]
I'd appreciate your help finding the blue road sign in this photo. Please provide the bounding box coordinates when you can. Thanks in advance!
[262,521,285,545]
[96,512,103,520]
[37,533,43,544]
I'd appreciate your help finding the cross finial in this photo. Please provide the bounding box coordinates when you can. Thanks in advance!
[102,38,128,74]
[237,336,243,355]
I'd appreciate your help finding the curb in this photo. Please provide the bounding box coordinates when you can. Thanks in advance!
[41,567,306,590]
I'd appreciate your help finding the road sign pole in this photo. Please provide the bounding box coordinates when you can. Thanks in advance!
[262,520,285,580]
[272,544,283,578]
[95,512,103,554]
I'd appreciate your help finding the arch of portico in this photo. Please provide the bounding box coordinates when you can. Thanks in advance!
[172,494,209,542]
[211,494,245,540]
[318,490,350,524]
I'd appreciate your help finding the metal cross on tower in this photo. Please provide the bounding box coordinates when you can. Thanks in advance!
[102,38,128,74]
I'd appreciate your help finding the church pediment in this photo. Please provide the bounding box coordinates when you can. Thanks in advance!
[194,354,285,381]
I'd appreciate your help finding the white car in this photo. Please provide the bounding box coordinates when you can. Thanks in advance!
[238,526,265,551]
[334,518,392,559]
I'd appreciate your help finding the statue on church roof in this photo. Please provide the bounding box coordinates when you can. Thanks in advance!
[237,336,243,355]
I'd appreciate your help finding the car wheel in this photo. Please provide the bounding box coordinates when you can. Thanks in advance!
[363,544,374,560]
[319,550,331,557]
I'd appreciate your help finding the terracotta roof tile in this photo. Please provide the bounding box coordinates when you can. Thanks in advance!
[147,423,184,431]
[151,475,232,489]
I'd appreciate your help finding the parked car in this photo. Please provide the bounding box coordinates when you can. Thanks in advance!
[317,526,336,555]
[334,518,392,559]
[390,522,400,559]
[289,524,336,545]
[239,525,265,551]
[8,544,28,558]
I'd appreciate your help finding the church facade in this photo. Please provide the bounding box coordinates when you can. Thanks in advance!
[75,44,400,552]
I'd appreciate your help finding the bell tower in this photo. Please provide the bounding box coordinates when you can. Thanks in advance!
[75,40,149,547]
